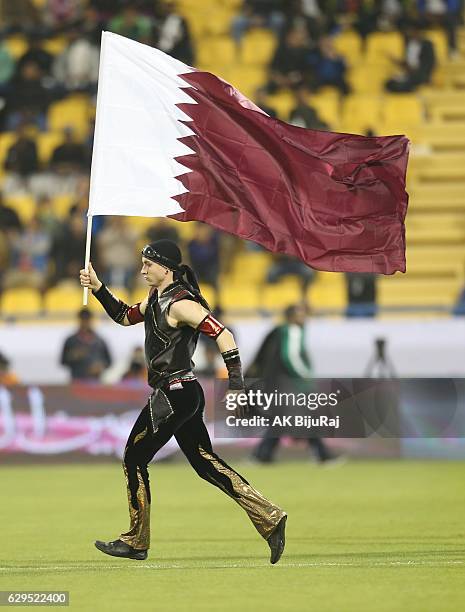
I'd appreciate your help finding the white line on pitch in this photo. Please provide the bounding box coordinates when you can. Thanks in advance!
[0,560,463,571]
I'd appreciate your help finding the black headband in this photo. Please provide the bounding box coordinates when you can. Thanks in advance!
[141,244,181,271]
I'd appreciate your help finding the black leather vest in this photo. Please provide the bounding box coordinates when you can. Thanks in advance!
[144,281,199,388]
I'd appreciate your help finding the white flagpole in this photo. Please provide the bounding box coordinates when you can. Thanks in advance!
[83,215,93,306]
[83,31,109,306]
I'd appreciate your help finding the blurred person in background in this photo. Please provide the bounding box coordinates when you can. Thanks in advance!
[50,126,88,175]
[53,27,100,93]
[231,0,286,48]
[289,85,330,129]
[266,253,315,300]
[0,351,19,386]
[145,218,180,244]
[0,194,22,233]
[97,216,138,290]
[109,4,153,42]
[5,59,54,131]
[308,35,350,95]
[266,25,313,93]
[15,34,54,76]
[0,36,15,92]
[385,21,436,92]
[43,0,82,31]
[0,0,41,36]
[2,213,51,291]
[60,308,112,381]
[154,0,194,65]
[121,346,147,383]
[3,123,39,193]
[248,303,338,464]
[49,204,88,285]
[187,224,220,292]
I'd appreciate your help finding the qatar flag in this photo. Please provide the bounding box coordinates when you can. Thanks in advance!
[88,32,409,274]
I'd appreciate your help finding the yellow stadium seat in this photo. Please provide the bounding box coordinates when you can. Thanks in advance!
[51,194,75,218]
[226,66,267,99]
[231,251,271,282]
[131,286,151,304]
[197,36,237,67]
[205,10,235,36]
[307,90,340,128]
[199,284,217,309]
[220,284,259,310]
[264,90,296,121]
[44,286,84,314]
[365,32,404,63]
[347,62,391,94]
[36,132,64,164]
[241,29,277,66]
[340,95,382,134]
[307,272,346,309]
[3,196,36,224]
[41,36,67,56]
[4,36,28,59]
[1,288,43,316]
[333,30,363,65]
[48,96,91,140]
[262,278,302,310]
[382,94,424,131]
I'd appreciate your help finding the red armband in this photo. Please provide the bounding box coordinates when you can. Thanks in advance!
[127,303,144,325]
[197,313,225,339]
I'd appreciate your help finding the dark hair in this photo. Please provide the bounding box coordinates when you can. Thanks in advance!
[174,264,210,311]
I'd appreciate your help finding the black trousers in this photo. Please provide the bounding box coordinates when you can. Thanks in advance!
[119,380,285,550]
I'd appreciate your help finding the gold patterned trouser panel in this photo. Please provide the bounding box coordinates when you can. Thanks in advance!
[119,437,151,550]
[199,446,285,540]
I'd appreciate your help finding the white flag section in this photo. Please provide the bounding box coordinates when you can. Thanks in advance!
[88,31,198,218]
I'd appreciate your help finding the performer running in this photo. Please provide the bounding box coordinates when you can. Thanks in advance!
[80,239,287,564]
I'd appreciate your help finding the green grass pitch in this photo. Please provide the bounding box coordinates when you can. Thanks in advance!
[1,460,464,611]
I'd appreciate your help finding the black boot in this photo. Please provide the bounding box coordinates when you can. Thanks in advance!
[94,539,148,560]
[267,515,287,564]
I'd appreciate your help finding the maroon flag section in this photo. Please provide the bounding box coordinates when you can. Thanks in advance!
[170,71,409,274]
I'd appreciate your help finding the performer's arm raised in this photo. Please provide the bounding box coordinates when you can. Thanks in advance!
[79,262,148,326]
[169,299,245,392]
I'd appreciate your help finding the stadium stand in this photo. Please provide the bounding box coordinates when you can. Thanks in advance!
[0,0,464,318]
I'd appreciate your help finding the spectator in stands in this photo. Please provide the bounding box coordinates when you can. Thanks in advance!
[0,0,41,36]
[267,25,313,93]
[60,308,112,381]
[43,0,83,30]
[36,195,61,238]
[0,195,22,232]
[0,352,19,386]
[188,224,220,290]
[109,5,153,42]
[15,34,54,77]
[49,204,87,285]
[0,37,15,89]
[4,124,39,189]
[231,0,286,48]
[53,28,99,93]
[2,214,51,291]
[385,22,436,92]
[145,218,180,244]
[97,216,138,290]
[266,254,315,299]
[121,346,147,383]
[254,86,277,117]
[289,85,330,129]
[50,127,88,174]
[309,35,350,95]
[154,0,195,65]
[416,0,461,56]
[5,59,54,130]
